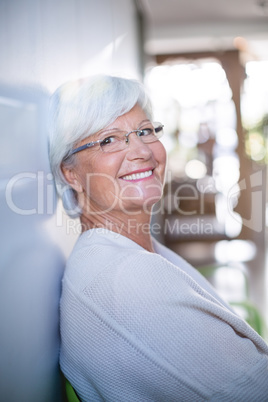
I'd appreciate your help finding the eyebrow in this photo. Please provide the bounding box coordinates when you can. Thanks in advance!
[94,128,120,139]
[138,119,151,128]
[95,119,152,139]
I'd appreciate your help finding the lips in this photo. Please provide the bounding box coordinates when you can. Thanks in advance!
[120,169,153,181]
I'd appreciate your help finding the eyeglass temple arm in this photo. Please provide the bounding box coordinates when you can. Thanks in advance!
[67,141,98,158]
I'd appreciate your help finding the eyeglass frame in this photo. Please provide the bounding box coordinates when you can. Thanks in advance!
[63,122,164,160]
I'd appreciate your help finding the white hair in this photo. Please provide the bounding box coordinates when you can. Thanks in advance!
[48,74,152,216]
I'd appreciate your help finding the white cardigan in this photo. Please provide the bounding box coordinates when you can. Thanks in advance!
[60,229,268,401]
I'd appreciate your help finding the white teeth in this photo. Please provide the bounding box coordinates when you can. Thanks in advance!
[122,170,153,181]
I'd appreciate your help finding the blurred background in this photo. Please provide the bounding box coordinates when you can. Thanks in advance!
[0,0,267,400]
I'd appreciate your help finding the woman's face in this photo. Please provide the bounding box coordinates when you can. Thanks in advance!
[64,104,166,217]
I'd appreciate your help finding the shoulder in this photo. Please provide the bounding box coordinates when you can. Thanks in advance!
[64,228,145,282]
[63,229,223,311]
[63,228,224,304]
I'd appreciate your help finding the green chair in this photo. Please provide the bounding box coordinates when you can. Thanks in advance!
[230,300,265,337]
[65,378,80,402]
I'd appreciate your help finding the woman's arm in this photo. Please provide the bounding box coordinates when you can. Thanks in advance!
[60,246,268,401]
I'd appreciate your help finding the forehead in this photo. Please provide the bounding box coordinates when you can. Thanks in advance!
[79,104,150,145]
[104,104,149,131]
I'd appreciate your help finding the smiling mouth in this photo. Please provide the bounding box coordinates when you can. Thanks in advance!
[121,169,153,181]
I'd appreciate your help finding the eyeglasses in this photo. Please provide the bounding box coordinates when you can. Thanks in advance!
[64,122,164,159]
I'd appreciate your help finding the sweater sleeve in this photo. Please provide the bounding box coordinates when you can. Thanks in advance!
[60,247,268,402]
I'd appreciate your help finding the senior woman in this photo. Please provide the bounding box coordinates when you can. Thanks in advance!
[49,75,268,401]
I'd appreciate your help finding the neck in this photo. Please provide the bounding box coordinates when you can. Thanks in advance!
[80,209,155,252]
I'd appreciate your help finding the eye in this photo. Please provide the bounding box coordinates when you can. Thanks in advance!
[139,127,154,137]
[154,125,163,134]
[100,136,118,147]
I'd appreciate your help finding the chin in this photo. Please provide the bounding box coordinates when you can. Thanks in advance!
[117,181,164,214]
[141,190,163,212]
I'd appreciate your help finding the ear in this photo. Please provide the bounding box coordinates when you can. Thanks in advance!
[61,165,83,193]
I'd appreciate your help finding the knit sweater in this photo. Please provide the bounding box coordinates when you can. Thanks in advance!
[60,228,268,401]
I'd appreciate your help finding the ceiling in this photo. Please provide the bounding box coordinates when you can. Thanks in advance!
[137,0,268,60]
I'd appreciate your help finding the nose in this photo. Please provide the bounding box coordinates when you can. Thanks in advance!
[125,132,153,160]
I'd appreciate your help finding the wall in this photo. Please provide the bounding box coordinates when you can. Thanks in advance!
[0,1,142,401]
[0,0,142,91]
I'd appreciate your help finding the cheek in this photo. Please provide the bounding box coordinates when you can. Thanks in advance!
[160,144,167,167]
[83,173,119,202]
[75,154,116,191]
[154,142,167,174]
[78,158,121,204]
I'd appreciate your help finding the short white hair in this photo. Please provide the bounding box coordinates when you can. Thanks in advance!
[48,75,152,216]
